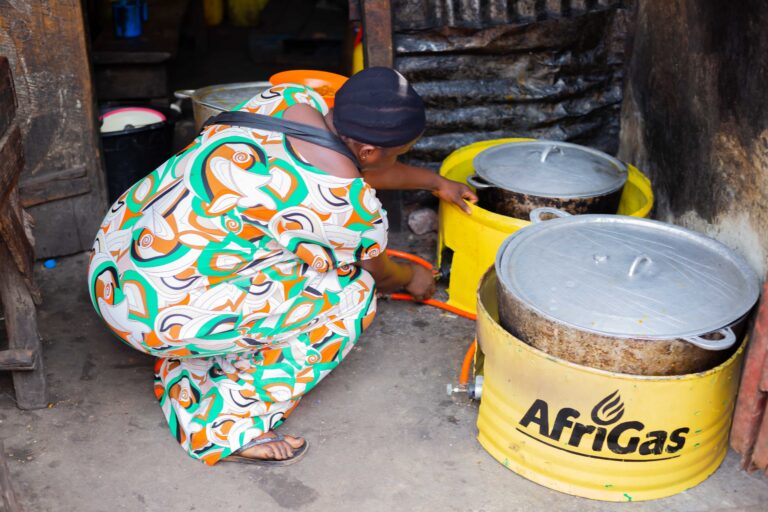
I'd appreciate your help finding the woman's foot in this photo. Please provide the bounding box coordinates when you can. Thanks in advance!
[237,432,305,462]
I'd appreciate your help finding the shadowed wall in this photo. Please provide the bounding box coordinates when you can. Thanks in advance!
[619,0,768,276]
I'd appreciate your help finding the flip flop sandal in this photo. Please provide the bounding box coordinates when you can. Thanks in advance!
[222,433,309,466]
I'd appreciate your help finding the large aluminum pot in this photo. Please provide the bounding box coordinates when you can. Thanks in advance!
[467,141,628,219]
[494,209,760,375]
[174,81,271,131]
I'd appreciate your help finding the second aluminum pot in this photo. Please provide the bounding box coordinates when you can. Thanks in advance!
[494,209,760,375]
[468,141,628,219]
[174,81,271,131]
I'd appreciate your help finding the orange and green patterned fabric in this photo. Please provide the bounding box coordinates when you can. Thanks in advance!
[88,84,387,464]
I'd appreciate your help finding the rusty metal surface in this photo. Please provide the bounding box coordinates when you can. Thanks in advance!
[496,283,739,376]
[390,1,633,168]
[392,0,629,30]
[477,185,622,219]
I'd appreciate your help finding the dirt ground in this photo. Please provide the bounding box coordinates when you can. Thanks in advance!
[2,235,768,512]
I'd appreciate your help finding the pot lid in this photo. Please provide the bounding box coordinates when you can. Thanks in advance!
[100,107,166,133]
[196,82,272,111]
[472,141,628,198]
[495,214,760,339]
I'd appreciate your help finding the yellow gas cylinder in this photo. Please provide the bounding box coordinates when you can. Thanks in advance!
[352,41,364,75]
[437,139,654,315]
[228,0,269,27]
[475,270,745,501]
[203,0,224,26]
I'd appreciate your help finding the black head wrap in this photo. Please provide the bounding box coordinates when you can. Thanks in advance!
[333,67,426,148]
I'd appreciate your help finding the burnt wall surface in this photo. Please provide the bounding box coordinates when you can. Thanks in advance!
[392,0,633,168]
[619,0,768,276]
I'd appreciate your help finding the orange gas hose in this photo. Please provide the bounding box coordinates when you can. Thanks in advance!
[384,249,479,389]
[459,339,477,386]
[388,293,477,321]
[384,249,476,320]
[384,249,434,271]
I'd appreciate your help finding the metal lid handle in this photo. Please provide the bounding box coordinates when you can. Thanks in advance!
[529,207,572,224]
[683,327,737,351]
[628,255,653,277]
[539,145,563,163]
[173,89,195,100]
[466,174,491,190]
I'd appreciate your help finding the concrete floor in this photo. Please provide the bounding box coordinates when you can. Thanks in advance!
[2,236,768,512]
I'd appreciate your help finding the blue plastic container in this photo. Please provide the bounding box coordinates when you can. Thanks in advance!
[112,0,143,38]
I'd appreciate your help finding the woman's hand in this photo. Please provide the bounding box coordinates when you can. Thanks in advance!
[405,264,436,301]
[433,177,478,214]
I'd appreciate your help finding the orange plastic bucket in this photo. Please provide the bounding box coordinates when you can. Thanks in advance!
[269,70,348,108]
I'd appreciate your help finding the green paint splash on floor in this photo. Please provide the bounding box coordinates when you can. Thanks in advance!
[604,484,614,488]
[624,493,633,502]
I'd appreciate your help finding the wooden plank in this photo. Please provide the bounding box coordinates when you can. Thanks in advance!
[25,194,104,260]
[0,441,22,512]
[0,349,36,371]
[0,241,47,410]
[0,126,23,207]
[93,64,168,101]
[360,1,401,230]
[0,57,16,141]
[361,0,393,67]
[19,165,90,208]
[0,0,107,258]
[0,198,34,281]
[0,122,34,282]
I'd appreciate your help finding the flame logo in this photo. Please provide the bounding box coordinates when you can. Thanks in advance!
[590,390,625,425]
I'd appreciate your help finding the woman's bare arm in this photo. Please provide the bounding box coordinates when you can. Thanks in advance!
[363,161,478,214]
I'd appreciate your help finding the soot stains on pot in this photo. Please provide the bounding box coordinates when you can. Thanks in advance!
[496,286,731,376]
[478,188,622,219]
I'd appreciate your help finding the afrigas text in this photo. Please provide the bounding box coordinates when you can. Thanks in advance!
[516,390,689,461]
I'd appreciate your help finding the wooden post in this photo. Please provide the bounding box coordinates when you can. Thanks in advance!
[0,0,107,258]
[0,242,47,410]
[361,0,393,67]
[360,0,402,231]
[0,55,47,410]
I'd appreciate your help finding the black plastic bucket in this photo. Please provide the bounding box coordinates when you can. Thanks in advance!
[99,105,178,203]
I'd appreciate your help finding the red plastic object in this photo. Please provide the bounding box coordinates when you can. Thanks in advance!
[731,281,768,474]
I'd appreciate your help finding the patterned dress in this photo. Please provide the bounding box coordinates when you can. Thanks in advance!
[88,84,388,465]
